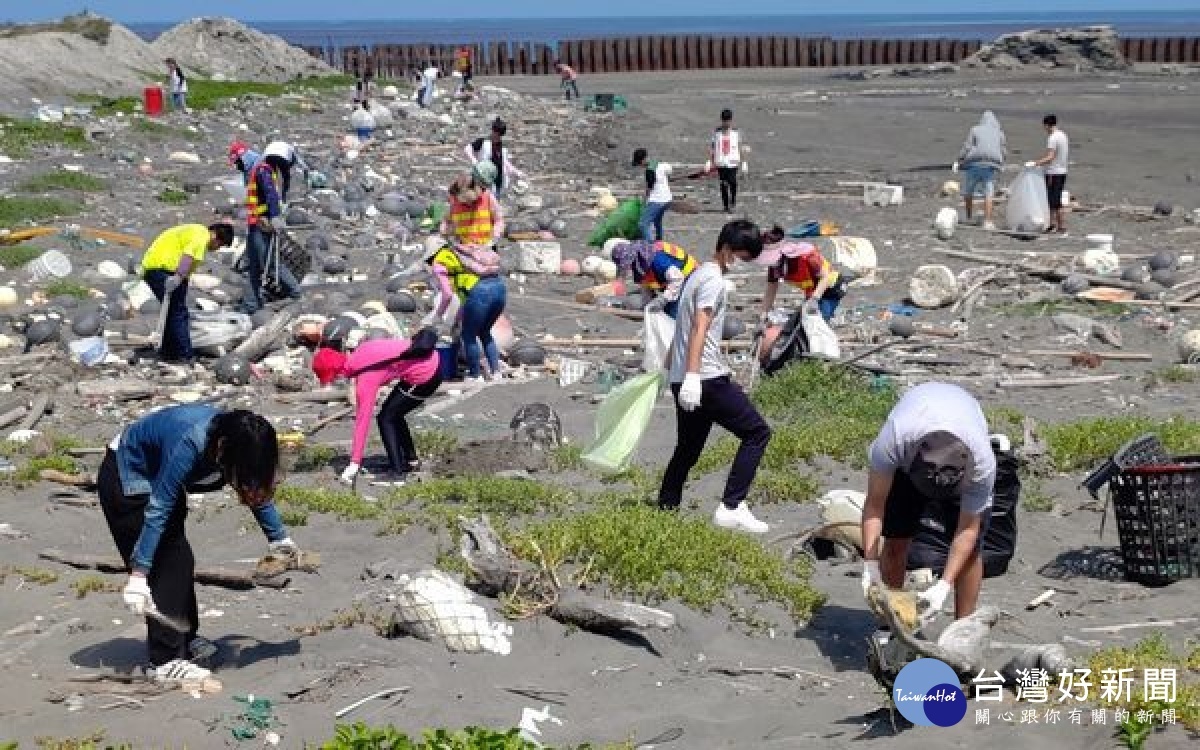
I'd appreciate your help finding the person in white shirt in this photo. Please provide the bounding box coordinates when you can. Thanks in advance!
[632,148,673,242]
[706,108,749,213]
[261,141,310,203]
[419,63,440,108]
[165,58,187,112]
[465,118,524,198]
[1030,114,1070,234]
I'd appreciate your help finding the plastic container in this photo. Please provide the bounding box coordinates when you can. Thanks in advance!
[436,342,459,380]
[1085,233,1115,254]
[558,357,590,387]
[27,250,72,282]
[190,311,253,351]
[143,86,163,116]
[821,237,877,277]
[68,336,108,366]
[863,183,904,207]
[1110,458,1200,585]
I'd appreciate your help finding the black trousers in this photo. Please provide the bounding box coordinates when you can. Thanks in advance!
[378,374,442,473]
[717,166,739,210]
[658,375,771,510]
[98,450,197,666]
[264,154,293,203]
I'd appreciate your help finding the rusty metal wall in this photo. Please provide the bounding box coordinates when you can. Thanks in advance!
[314,36,1200,75]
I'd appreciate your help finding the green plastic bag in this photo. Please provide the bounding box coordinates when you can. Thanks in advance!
[587,198,644,247]
[582,370,664,474]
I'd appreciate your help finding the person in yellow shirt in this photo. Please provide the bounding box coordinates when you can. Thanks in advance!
[141,222,234,362]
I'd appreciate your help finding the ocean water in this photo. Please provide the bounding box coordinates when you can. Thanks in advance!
[130,10,1200,48]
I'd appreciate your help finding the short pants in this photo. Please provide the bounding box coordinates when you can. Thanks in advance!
[882,470,990,552]
[961,164,997,199]
[1045,174,1068,211]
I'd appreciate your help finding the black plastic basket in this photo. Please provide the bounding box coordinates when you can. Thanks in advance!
[1081,433,1170,500]
[1110,458,1200,586]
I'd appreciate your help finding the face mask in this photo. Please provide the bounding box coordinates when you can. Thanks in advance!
[908,456,965,500]
[458,188,479,203]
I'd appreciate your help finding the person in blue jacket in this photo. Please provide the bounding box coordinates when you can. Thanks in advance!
[98,406,297,684]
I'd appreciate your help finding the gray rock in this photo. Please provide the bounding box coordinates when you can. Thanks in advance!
[378,192,409,216]
[1148,250,1178,271]
[385,275,409,294]
[536,213,555,231]
[1151,269,1177,288]
[138,297,160,315]
[25,318,62,346]
[549,219,569,238]
[71,308,105,337]
[1121,266,1149,283]
[305,233,331,256]
[322,255,348,274]
[285,207,312,226]
[386,292,417,313]
[722,316,746,340]
[1061,274,1090,294]
[508,341,547,367]
[214,353,253,385]
[251,309,275,328]
[1135,284,1163,301]
[1153,201,1174,217]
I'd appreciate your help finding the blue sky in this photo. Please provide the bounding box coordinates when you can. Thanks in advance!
[5,1,1196,23]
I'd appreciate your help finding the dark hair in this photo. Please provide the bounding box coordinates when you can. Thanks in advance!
[207,410,278,499]
[762,224,786,244]
[632,148,648,167]
[717,219,763,260]
[491,117,507,136]
[1043,114,1057,127]
[208,222,234,248]
[720,108,733,121]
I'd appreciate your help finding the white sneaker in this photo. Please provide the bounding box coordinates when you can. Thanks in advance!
[713,503,769,534]
[154,658,211,684]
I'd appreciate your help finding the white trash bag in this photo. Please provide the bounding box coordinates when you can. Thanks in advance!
[1005,166,1050,233]
[641,309,675,373]
[801,307,840,359]
[392,569,513,655]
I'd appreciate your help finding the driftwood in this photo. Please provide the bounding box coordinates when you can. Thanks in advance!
[77,379,157,402]
[519,294,645,322]
[997,374,1123,389]
[274,389,350,404]
[39,469,97,489]
[234,309,295,363]
[37,549,291,590]
[459,516,676,634]
[707,664,841,683]
[14,393,49,432]
[935,246,1142,291]
[1024,350,1153,362]
[303,405,354,437]
[0,404,28,430]
[540,336,755,351]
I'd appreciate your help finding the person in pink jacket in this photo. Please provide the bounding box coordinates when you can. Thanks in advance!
[311,328,442,486]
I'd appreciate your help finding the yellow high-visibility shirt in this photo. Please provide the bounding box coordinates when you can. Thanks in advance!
[141,224,210,272]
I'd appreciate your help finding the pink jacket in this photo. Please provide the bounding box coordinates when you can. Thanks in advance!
[345,338,440,464]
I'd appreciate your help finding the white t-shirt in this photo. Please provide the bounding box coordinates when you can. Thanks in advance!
[712,128,742,168]
[170,69,187,94]
[422,67,440,87]
[868,382,996,514]
[1046,129,1069,175]
[668,262,730,383]
[263,141,295,162]
[351,108,376,130]
[647,162,673,204]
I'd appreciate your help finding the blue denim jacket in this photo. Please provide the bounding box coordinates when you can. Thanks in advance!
[113,404,288,572]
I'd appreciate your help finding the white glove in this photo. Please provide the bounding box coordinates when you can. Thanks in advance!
[917,580,953,626]
[268,537,297,556]
[678,373,703,412]
[951,162,959,173]
[704,159,713,173]
[122,574,156,616]
[164,274,183,295]
[1024,161,1037,169]
[741,161,749,175]
[861,560,882,598]
[803,298,820,317]
[340,462,360,486]
[270,215,288,232]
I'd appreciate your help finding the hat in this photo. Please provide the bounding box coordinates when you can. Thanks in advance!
[424,235,448,261]
[228,140,250,166]
[754,240,815,267]
[602,237,627,261]
[908,431,970,500]
[312,347,348,385]
[472,160,498,188]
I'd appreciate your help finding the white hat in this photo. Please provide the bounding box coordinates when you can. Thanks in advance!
[602,237,626,261]
[424,235,447,261]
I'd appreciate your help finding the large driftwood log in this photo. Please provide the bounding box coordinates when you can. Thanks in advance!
[15,393,49,431]
[37,549,290,590]
[458,516,676,633]
[234,309,295,363]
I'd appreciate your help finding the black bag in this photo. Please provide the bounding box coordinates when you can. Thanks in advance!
[760,309,810,377]
[906,445,1020,579]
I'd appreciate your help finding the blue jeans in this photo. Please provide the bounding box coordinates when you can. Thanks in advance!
[239,227,301,314]
[355,127,373,141]
[639,201,670,242]
[459,276,506,377]
[170,92,187,111]
[962,165,997,199]
[144,269,192,361]
[817,281,846,322]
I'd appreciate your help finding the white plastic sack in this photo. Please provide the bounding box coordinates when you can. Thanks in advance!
[1005,166,1050,233]
[393,569,512,654]
[801,307,840,359]
[817,489,865,552]
[642,310,675,373]
[934,207,958,240]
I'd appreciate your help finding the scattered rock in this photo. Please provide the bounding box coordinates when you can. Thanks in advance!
[908,264,960,309]
[1153,201,1174,217]
[1148,250,1178,271]
[214,353,253,385]
[1061,274,1090,294]
[386,292,417,314]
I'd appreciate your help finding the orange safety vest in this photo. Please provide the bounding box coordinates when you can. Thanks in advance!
[778,244,838,295]
[245,161,279,227]
[641,242,697,291]
[448,193,495,247]
[455,48,471,72]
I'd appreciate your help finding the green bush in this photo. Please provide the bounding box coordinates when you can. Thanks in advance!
[0,196,82,227]
[1043,416,1200,471]
[0,117,88,158]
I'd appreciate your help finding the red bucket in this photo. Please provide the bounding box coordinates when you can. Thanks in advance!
[143,86,164,116]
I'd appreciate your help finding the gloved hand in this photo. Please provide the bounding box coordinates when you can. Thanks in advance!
[951,161,959,173]
[268,537,297,557]
[270,215,288,232]
[340,462,360,486]
[164,274,183,295]
[678,373,703,412]
[704,159,713,173]
[917,580,953,626]
[1024,161,1037,169]
[122,574,156,616]
[861,560,882,598]
[741,161,749,175]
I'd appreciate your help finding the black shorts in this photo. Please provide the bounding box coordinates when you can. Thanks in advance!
[1045,174,1068,211]
[883,470,990,551]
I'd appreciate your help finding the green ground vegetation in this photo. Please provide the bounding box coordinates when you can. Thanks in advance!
[0,117,88,158]
[315,724,633,750]
[1087,633,1200,736]
[0,13,112,43]
[0,196,82,227]
[19,169,106,193]
[0,245,42,268]
[41,279,91,300]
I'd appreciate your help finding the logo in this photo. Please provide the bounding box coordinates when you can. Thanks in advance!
[893,658,968,727]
